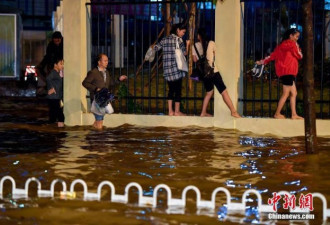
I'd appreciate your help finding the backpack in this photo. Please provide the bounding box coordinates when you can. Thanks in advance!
[193,43,214,80]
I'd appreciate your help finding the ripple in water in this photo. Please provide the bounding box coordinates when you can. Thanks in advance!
[239,136,276,147]
[0,129,66,153]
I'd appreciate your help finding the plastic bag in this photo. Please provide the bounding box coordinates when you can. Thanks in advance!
[145,47,156,62]
[105,102,114,114]
[91,100,106,115]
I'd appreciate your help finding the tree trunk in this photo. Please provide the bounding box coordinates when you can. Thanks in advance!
[165,1,171,36]
[301,0,317,154]
[188,3,196,90]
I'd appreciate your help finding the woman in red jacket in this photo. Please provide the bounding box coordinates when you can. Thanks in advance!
[257,28,303,119]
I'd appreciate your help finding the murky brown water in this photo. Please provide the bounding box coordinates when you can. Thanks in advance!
[0,97,329,225]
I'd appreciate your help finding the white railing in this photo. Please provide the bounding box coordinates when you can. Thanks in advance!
[0,176,329,221]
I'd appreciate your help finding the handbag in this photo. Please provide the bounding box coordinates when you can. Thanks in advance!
[175,38,188,72]
[190,68,202,81]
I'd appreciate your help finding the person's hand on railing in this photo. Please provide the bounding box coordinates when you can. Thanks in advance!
[119,75,127,81]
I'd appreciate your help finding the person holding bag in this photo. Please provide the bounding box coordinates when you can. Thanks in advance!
[256,28,303,119]
[82,53,127,130]
[192,28,241,118]
[153,22,190,116]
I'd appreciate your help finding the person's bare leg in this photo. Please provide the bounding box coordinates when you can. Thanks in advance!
[97,120,103,130]
[221,89,241,118]
[290,83,303,119]
[174,102,186,116]
[200,90,213,117]
[93,120,103,130]
[168,100,174,116]
[274,85,290,119]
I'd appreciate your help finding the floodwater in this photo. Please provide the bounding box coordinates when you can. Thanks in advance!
[0,97,329,225]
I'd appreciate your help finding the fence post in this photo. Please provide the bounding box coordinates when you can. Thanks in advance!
[214,0,242,128]
[62,0,91,125]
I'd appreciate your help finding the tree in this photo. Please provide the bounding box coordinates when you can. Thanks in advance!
[301,0,317,154]
[187,3,196,90]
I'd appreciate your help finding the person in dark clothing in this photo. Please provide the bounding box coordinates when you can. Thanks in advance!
[46,31,63,60]
[82,53,127,130]
[46,57,65,127]
[36,31,63,97]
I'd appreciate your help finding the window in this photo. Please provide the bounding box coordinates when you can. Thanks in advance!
[0,14,17,78]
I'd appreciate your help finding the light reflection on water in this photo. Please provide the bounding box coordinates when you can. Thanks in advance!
[0,98,330,224]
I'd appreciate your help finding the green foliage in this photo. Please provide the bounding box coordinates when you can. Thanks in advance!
[246,58,255,70]
[296,102,304,117]
[117,83,142,113]
[180,100,186,113]
[117,83,128,100]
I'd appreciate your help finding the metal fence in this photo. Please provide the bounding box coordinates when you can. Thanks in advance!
[87,0,330,119]
[241,0,330,119]
[87,1,215,115]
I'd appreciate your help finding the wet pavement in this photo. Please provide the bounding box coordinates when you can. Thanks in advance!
[0,97,329,224]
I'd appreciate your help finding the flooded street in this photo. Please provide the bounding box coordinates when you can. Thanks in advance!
[0,97,329,224]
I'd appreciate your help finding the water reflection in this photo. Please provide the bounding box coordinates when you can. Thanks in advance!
[47,130,98,178]
[239,136,276,147]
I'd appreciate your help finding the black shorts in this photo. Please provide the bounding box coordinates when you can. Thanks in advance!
[280,75,295,86]
[203,72,227,93]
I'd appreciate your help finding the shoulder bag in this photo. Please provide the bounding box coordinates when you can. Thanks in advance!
[175,38,188,72]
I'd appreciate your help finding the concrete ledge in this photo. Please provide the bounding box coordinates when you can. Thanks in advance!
[82,113,214,128]
[235,118,324,137]
[81,113,329,137]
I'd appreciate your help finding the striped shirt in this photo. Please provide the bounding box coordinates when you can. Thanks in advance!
[154,34,187,81]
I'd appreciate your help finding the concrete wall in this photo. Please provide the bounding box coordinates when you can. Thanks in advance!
[81,113,330,137]
[213,0,242,129]
[62,0,90,126]
[60,0,330,137]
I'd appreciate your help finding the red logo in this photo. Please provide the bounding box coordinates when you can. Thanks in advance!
[268,192,314,212]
